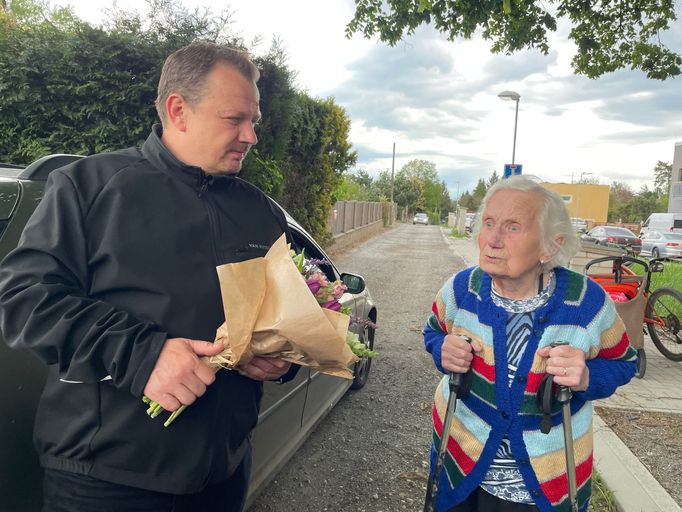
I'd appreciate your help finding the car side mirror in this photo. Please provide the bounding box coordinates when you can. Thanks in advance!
[341,273,365,294]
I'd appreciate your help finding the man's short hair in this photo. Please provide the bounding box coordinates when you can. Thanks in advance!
[155,41,260,126]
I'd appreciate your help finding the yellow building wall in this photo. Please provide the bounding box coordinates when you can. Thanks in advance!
[540,183,610,223]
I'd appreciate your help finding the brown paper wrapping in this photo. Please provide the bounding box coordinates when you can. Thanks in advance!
[209,234,359,379]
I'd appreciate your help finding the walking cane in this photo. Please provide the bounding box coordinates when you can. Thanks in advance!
[538,342,579,512]
[423,335,473,512]
[423,371,464,512]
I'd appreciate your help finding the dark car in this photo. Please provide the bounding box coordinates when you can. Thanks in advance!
[581,226,642,255]
[639,230,682,259]
[0,155,377,511]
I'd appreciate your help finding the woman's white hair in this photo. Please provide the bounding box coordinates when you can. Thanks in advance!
[472,176,579,270]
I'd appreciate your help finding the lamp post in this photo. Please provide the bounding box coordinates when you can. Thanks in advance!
[498,90,521,165]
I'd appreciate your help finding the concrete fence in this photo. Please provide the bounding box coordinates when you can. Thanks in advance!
[327,200,396,253]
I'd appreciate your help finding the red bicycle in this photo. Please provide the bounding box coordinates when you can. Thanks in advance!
[585,255,682,378]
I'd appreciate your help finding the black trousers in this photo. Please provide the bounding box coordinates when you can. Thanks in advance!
[448,487,540,512]
[41,455,250,512]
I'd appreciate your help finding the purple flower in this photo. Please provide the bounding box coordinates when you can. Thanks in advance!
[307,279,322,295]
[322,299,342,311]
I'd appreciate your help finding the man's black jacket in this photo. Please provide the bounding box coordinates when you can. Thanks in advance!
[0,126,289,493]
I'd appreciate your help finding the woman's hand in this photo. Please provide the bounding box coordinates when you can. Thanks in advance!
[537,344,589,391]
[441,334,483,374]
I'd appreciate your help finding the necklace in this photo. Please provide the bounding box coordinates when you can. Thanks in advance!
[491,271,556,313]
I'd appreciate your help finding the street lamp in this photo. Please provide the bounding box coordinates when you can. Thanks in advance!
[498,90,521,165]
[579,171,593,183]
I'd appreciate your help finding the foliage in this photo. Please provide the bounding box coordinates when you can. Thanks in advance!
[280,94,357,245]
[347,0,681,80]
[0,0,357,245]
[335,170,375,201]
[588,471,616,512]
[0,0,235,163]
[653,160,672,197]
[608,161,671,223]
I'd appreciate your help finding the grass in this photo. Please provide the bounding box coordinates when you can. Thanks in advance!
[646,258,682,292]
[448,227,469,239]
[589,471,617,512]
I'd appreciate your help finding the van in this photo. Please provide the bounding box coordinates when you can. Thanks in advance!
[640,213,682,235]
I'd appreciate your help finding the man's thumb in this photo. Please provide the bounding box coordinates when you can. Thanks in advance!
[188,339,224,356]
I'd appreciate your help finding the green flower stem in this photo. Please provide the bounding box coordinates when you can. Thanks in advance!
[163,405,187,427]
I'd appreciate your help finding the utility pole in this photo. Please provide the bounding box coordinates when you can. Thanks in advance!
[390,142,395,204]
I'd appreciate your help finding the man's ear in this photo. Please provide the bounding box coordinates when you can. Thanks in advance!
[166,93,189,132]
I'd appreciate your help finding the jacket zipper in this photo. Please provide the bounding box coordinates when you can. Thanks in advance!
[197,173,220,263]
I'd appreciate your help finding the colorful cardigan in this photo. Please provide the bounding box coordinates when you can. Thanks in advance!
[423,266,637,512]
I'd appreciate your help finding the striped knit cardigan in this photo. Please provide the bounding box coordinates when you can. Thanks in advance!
[423,266,637,512]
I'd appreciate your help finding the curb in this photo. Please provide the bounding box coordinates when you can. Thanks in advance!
[593,414,681,512]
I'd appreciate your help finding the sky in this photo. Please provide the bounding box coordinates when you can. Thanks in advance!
[55,0,682,199]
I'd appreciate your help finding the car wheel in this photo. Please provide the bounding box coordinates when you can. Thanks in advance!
[351,314,376,390]
[652,247,659,259]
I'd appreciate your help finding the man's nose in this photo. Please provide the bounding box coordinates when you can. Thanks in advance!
[241,123,258,145]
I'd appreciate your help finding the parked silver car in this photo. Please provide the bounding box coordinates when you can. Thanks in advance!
[639,230,682,259]
[413,212,429,225]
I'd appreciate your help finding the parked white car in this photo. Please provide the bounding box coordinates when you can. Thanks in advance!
[413,213,429,225]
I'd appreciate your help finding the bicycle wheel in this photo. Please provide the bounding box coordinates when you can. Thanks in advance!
[646,287,682,361]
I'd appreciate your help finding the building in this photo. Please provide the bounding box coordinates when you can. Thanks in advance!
[540,182,610,224]
[668,142,682,214]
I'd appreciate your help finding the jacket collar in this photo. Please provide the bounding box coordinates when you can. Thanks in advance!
[141,124,234,190]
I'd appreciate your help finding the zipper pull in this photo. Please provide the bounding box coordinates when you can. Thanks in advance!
[198,174,214,197]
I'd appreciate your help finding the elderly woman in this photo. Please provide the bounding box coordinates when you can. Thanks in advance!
[423,176,636,512]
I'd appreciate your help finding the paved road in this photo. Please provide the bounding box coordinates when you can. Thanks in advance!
[249,223,465,512]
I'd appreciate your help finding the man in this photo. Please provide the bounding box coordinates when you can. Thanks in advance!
[0,41,293,511]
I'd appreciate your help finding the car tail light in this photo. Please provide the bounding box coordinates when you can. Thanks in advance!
[633,239,641,245]
[607,236,616,241]
[666,242,680,247]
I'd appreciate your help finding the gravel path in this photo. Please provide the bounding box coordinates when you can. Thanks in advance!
[248,224,465,511]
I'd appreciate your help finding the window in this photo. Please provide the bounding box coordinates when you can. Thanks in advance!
[674,183,682,197]
[561,195,572,203]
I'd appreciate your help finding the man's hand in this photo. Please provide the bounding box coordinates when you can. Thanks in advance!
[537,344,589,391]
[237,356,292,381]
[441,334,483,374]
[143,337,223,412]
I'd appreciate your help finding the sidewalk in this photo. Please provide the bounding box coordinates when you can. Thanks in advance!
[440,229,682,512]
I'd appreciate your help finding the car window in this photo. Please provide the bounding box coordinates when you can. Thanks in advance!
[605,227,635,236]
[665,233,682,241]
[289,229,337,282]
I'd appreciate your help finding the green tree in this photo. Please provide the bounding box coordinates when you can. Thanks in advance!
[622,186,658,223]
[653,160,672,197]
[370,170,393,202]
[0,0,239,163]
[472,178,488,207]
[347,1,681,80]
[487,170,499,189]
[607,181,635,222]
[333,169,375,201]
[281,95,357,244]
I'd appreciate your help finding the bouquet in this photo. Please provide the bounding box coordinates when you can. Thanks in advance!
[291,249,377,359]
[144,233,375,426]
